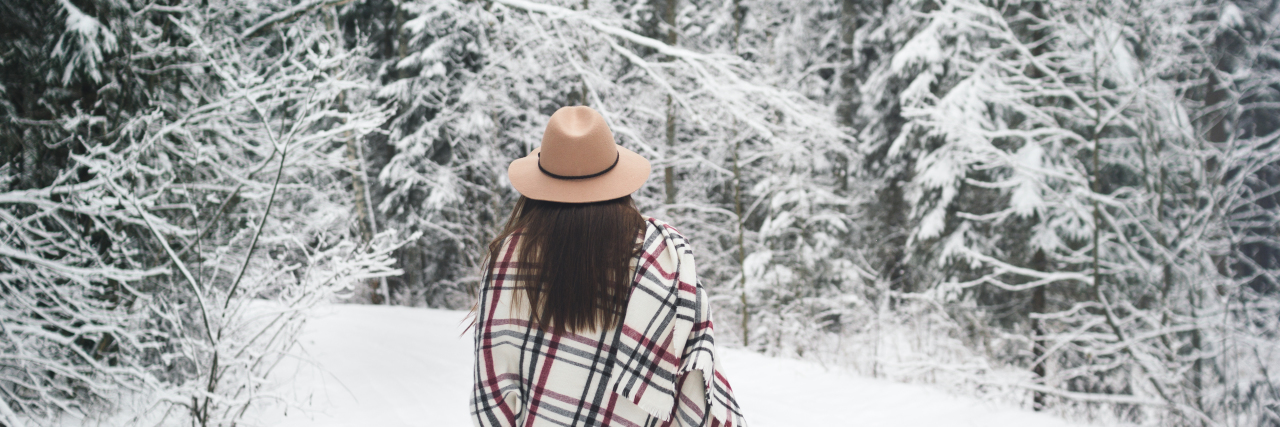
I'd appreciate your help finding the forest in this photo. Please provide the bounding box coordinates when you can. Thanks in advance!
[1,0,1278,425]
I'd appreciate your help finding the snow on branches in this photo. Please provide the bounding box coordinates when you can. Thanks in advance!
[1,0,403,425]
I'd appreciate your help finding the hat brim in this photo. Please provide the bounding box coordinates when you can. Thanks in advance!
[508,145,651,203]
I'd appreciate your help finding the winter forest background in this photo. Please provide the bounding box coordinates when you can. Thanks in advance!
[2,0,1279,425]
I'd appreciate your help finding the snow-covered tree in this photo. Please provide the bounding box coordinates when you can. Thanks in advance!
[1206,1,1280,423]
[1,0,402,425]
[360,0,856,333]
[5,0,1277,424]
[868,0,1280,423]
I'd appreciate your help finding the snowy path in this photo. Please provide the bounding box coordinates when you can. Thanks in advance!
[251,304,1093,427]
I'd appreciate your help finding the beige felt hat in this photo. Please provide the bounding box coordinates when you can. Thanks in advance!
[508,106,651,203]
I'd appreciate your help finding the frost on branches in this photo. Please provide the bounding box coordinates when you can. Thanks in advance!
[875,0,1280,424]
[361,0,856,324]
[3,0,1278,426]
[1,1,403,425]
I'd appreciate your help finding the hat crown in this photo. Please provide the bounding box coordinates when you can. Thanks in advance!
[539,107,618,178]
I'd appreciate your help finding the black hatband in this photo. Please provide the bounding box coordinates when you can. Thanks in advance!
[538,151,620,180]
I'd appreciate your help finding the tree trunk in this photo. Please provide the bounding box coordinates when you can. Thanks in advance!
[1205,70,1230,145]
[396,2,409,81]
[328,6,389,304]
[572,0,591,106]
[835,0,858,127]
[1019,3,1051,409]
[731,0,748,349]
[1030,249,1047,411]
[662,0,678,205]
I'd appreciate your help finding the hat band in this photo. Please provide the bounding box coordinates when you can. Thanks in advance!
[537,151,620,180]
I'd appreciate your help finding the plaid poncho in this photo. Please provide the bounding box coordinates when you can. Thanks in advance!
[471,217,747,427]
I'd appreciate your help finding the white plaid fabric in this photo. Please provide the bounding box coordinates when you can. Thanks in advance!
[471,217,746,427]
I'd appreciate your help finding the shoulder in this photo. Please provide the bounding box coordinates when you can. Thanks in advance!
[485,231,525,273]
[641,215,684,237]
[640,215,695,251]
[496,229,525,252]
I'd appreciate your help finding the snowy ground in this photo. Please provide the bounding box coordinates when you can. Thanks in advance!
[249,304,1101,427]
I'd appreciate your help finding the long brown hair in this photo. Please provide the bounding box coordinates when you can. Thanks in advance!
[483,195,645,335]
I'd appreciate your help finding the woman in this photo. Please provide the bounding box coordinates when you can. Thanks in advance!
[470,106,746,427]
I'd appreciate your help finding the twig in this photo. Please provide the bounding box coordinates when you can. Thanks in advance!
[114,181,216,343]
[224,142,289,310]
[239,0,356,39]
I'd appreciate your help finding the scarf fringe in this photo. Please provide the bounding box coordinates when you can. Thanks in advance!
[629,392,674,422]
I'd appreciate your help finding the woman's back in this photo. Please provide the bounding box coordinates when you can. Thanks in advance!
[471,218,711,426]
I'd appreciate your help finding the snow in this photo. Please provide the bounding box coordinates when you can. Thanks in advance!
[249,304,1105,427]
[54,0,118,84]
[253,304,474,427]
[1010,142,1046,218]
[1220,3,1245,29]
[890,18,943,74]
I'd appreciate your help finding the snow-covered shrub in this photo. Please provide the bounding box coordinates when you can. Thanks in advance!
[1,0,402,425]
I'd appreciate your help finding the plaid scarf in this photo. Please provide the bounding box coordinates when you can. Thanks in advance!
[471,217,747,427]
